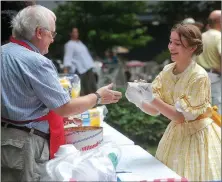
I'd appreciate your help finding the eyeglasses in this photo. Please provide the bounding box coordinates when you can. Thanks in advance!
[38,26,57,38]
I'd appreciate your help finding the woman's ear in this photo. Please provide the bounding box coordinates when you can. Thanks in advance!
[190,45,197,53]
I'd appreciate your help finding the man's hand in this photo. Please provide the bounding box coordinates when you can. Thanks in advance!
[96,83,122,104]
[54,83,121,116]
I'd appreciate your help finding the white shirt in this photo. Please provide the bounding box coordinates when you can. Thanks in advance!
[63,40,95,74]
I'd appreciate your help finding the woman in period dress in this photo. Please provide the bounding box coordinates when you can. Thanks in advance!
[126,23,221,181]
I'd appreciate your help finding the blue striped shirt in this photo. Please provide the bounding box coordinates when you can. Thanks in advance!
[1,41,71,133]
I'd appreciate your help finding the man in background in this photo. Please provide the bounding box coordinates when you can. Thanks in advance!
[182,17,204,32]
[63,27,97,95]
[196,10,221,113]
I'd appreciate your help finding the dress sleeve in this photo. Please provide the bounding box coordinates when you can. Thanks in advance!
[152,72,164,100]
[175,76,211,121]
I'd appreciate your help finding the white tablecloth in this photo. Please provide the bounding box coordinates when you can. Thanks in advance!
[116,145,181,181]
[102,122,181,181]
[102,122,134,145]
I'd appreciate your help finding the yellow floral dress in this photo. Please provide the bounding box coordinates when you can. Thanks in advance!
[152,61,221,181]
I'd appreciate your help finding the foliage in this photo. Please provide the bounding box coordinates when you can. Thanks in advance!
[105,88,170,149]
[1,1,35,44]
[49,1,152,59]
[153,49,171,64]
[153,1,221,28]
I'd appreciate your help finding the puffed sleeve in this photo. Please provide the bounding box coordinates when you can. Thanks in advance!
[152,72,164,100]
[175,76,211,121]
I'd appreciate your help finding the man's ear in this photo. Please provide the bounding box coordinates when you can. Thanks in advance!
[36,27,42,40]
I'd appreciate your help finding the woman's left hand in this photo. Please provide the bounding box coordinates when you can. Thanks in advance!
[138,83,155,103]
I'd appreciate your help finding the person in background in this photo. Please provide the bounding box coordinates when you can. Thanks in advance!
[103,49,118,65]
[124,67,131,82]
[1,5,122,181]
[63,27,97,95]
[126,23,221,181]
[182,17,204,32]
[196,10,221,114]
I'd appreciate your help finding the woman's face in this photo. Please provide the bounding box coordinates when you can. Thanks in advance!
[168,31,193,62]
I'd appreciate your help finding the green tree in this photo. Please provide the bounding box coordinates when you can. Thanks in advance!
[49,1,152,59]
[153,1,221,29]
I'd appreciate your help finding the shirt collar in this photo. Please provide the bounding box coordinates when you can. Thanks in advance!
[22,40,40,53]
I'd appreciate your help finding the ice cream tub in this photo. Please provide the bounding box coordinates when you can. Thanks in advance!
[64,126,103,152]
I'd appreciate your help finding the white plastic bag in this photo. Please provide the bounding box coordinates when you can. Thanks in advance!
[59,74,81,98]
[40,143,120,181]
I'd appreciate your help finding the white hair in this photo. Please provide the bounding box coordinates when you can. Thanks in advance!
[11,5,56,40]
[182,17,195,24]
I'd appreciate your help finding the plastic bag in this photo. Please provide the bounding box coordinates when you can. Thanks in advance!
[59,74,81,98]
[80,106,108,127]
[65,106,108,128]
[40,142,120,182]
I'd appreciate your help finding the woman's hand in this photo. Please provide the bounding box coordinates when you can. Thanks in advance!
[138,83,155,103]
[125,84,143,107]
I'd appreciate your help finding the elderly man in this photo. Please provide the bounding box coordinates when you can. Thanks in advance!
[196,10,221,113]
[1,5,122,181]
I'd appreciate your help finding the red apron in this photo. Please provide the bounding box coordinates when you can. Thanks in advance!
[9,37,65,159]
